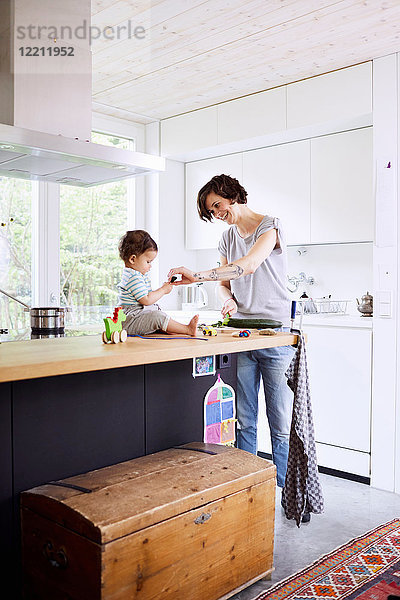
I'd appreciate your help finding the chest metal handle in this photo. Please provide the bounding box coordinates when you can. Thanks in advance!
[43,541,68,569]
[194,512,211,525]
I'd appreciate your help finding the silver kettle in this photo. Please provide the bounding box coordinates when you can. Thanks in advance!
[356,291,373,317]
[181,283,208,310]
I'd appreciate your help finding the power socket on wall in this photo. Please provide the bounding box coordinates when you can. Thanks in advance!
[217,354,231,369]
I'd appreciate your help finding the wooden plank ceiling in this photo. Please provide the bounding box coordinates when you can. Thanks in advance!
[91,0,400,122]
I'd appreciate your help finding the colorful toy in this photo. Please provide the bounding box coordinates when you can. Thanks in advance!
[204,374,236,445]
[231,329,251,337]
[202,326,217,336]
[102,307,127,344]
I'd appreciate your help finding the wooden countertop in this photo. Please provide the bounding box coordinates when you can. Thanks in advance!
[0,331,299,383]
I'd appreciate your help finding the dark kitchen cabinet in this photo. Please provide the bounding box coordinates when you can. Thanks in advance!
[0,383,13,579]
[13,366,145,497]
[145,354,237,454]
[3,354,237,595]
[10,366,145,596]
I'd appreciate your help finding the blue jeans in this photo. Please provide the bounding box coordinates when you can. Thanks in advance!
[236,333,295,487]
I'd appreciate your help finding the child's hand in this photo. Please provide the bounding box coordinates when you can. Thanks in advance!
[161,281,173,294]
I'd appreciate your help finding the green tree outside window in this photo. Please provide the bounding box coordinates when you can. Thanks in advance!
[0,178,32,331]
[60,131,133,326]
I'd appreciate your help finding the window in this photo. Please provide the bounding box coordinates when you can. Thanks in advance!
[59,131,135,326]
[91,131,134,150]
[0,178,32,331]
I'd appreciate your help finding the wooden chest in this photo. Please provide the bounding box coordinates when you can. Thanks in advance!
[21,443,276,600]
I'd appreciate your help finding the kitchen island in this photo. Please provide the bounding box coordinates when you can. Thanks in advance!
[0,329,298,382]
[0,330,299,591]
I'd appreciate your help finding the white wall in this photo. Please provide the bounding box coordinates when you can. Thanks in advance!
[157,159,226,311]
[287,243,373,316]
[371,54,400,493]
[157,159,197,310]
[191,243,374,315]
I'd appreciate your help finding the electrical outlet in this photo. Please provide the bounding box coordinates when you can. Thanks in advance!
[217,354,231,369]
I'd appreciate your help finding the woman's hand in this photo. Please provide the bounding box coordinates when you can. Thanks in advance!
[221,298,237,318]
[168,266,196,285]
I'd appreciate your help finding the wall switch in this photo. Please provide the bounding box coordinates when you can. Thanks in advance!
[379,303,391,317]
[378,291,392,318]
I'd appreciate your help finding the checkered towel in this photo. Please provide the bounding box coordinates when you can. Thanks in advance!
[281,332,324,526]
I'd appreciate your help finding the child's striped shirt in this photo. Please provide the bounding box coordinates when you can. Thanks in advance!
[117,267,151,308]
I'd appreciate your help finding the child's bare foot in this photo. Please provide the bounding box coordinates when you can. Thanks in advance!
[188,314,199,337]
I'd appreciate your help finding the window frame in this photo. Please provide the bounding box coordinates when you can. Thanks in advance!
[31,115,141,308]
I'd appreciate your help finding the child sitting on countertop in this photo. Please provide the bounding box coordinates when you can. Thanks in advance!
[117,230,199,337]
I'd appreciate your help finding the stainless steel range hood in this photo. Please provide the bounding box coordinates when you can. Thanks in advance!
[0,0,165,187]
[0,123,165,187]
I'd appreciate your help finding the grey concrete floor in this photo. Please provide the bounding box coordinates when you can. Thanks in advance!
[232,473,400,600]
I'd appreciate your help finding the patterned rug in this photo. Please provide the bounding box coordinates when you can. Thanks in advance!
[255,519,400,600]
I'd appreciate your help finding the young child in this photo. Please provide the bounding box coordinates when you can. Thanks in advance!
[117,230,199,337]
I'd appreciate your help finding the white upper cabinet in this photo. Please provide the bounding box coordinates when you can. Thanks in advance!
[217,87,286,144]
[160,63,372,160]
[287,62,372,129]
[185,154,243,250]
[185,128,373,249]
[242,140,310,245]
[310,128,373,244]
[161,106,218,157]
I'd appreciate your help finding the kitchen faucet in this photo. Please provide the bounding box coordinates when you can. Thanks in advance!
[287,272,315,293]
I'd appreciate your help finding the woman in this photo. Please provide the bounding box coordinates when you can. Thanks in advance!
[168,174,294,488]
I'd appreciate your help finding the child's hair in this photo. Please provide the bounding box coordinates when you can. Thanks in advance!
[118,230,158,263]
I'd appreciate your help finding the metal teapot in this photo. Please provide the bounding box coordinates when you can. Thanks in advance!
[356,291,373,317]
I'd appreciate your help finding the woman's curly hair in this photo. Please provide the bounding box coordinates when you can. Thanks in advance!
[197,174,248,222]
[118,230,158,262]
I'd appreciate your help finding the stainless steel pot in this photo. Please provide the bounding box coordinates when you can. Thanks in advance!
[29,307,69,332]
[31,330,65,340]
[0,287,71,332]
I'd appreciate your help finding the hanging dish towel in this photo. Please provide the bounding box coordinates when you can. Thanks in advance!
[281,332,324,526]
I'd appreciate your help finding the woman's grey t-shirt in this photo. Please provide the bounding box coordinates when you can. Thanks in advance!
[218,215,291,327]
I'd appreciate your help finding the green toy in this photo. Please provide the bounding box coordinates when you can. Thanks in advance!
[102,307,127,344]
[211,315,230,328]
